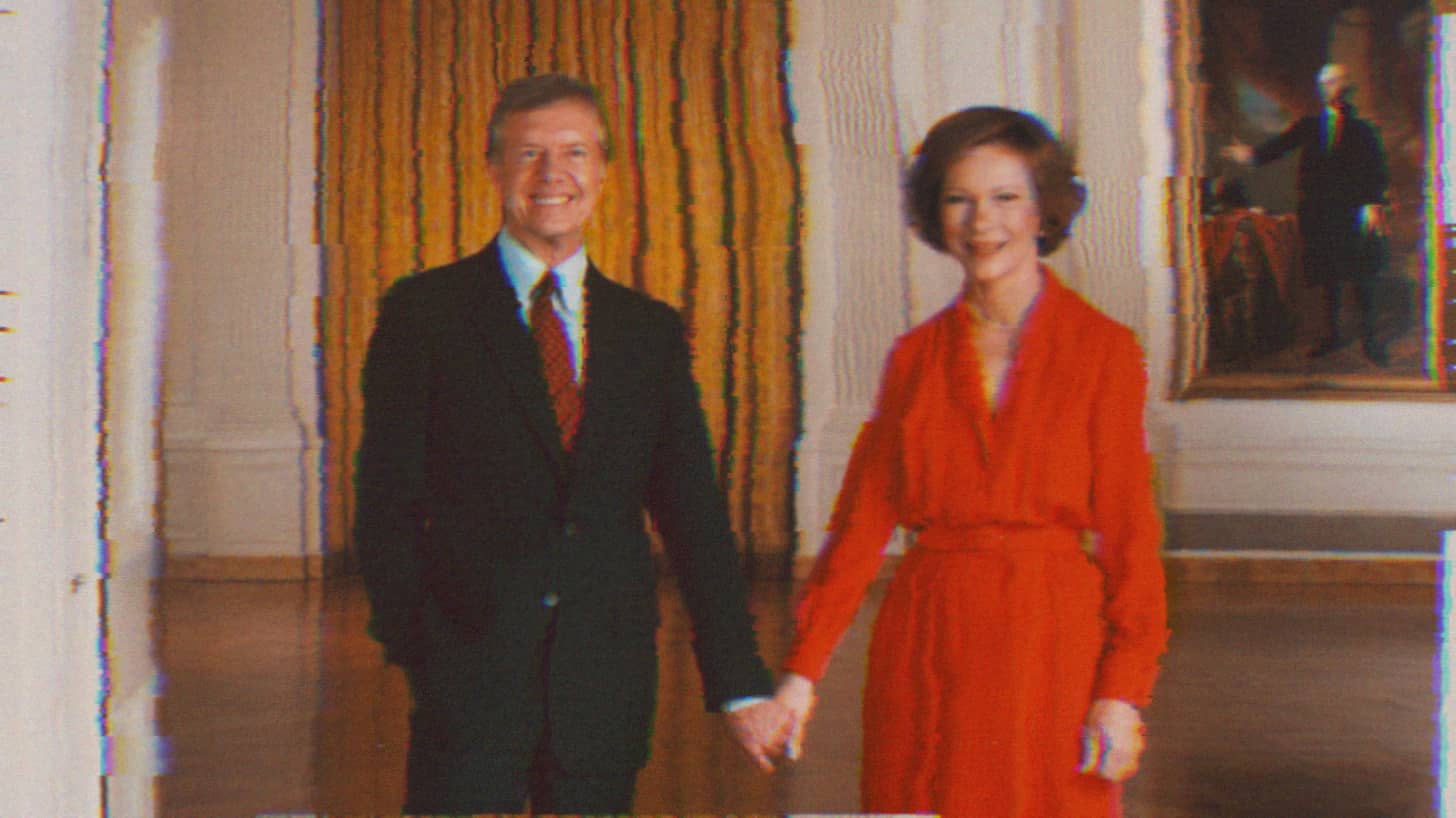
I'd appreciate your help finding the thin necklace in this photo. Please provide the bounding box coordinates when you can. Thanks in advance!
[966,298,1023,331]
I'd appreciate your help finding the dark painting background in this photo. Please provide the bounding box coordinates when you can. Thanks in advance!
[1195,0,1429,378]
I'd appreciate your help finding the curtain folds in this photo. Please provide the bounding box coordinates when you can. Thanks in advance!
[321,0,802,571]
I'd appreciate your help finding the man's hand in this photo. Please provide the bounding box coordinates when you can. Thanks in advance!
[1360,203,1388,237]
[723,698,795,772]
[1078,698,1145,782]
[773,673,816,759]
[1221,139,1254,166]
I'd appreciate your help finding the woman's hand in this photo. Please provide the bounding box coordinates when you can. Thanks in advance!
[1078,698,1145,782]
[723,698,795,772]
[774,673,817,759]
[1359,203,1388,237]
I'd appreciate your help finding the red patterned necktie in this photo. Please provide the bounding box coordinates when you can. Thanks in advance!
[530,270,581,450]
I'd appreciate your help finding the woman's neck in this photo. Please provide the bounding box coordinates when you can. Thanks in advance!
[964,265,1044,330]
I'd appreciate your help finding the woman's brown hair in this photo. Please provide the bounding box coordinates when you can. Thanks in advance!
[905,107,1086,256]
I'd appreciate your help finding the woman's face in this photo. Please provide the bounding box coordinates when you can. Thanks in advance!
[939,143,1043,287]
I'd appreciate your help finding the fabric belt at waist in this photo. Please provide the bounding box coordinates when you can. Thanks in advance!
[911,525,1083,553]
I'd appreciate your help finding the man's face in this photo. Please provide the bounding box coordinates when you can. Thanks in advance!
[488,98,607,265]
[1318,65,1350,106]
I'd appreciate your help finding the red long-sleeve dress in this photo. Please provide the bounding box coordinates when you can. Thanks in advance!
[784,271,1169,818]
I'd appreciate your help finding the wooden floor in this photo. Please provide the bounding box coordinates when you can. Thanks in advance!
[155,575,1440,817]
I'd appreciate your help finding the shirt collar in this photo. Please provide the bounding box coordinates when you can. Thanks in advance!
[497,228,588,315]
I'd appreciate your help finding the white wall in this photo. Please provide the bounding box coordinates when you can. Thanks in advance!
[792,0,1456,559]
[149,0,1456,573]
[792,0,908,558]
[0,1,108,813]
[102,0,174,812]
[0,3,329,812]
[159,0,323,568]
[1137,1,1456,523]
[794,0,1093,555]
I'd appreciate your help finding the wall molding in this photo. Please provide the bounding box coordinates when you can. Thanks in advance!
[163,446,314,556]
[163,419,314,452]
[1166,510,1454,554]
[1164,550,1439,585]
[1163,440,1456,514]
[163,550,352,582]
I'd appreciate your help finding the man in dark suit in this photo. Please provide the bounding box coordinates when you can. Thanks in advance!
[1223,63,1390,364]
[354,73,792,814]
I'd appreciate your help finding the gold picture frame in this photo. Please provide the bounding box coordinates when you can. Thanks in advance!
[1170,0,1452,398]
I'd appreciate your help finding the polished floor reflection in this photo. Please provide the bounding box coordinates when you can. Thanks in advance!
[156,575,1438,817]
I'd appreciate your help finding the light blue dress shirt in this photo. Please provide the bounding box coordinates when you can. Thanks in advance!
[498,228,588,381]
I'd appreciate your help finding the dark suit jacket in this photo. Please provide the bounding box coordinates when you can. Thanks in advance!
[353,240,772,775]
[1253,108,1386,211]
[1253,107,1387,283]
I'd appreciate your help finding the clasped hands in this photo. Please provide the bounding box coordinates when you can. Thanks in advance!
[722,673,817,772]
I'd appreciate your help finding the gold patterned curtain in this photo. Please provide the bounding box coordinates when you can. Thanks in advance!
[320,0,802,573]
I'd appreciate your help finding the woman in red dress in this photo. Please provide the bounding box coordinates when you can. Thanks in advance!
[775,107,1169,818]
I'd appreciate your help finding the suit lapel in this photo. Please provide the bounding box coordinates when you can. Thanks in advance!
[572,266,620,473]
[461,241,567,473]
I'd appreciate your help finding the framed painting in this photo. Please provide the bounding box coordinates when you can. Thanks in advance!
[1170,0,1453,397]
